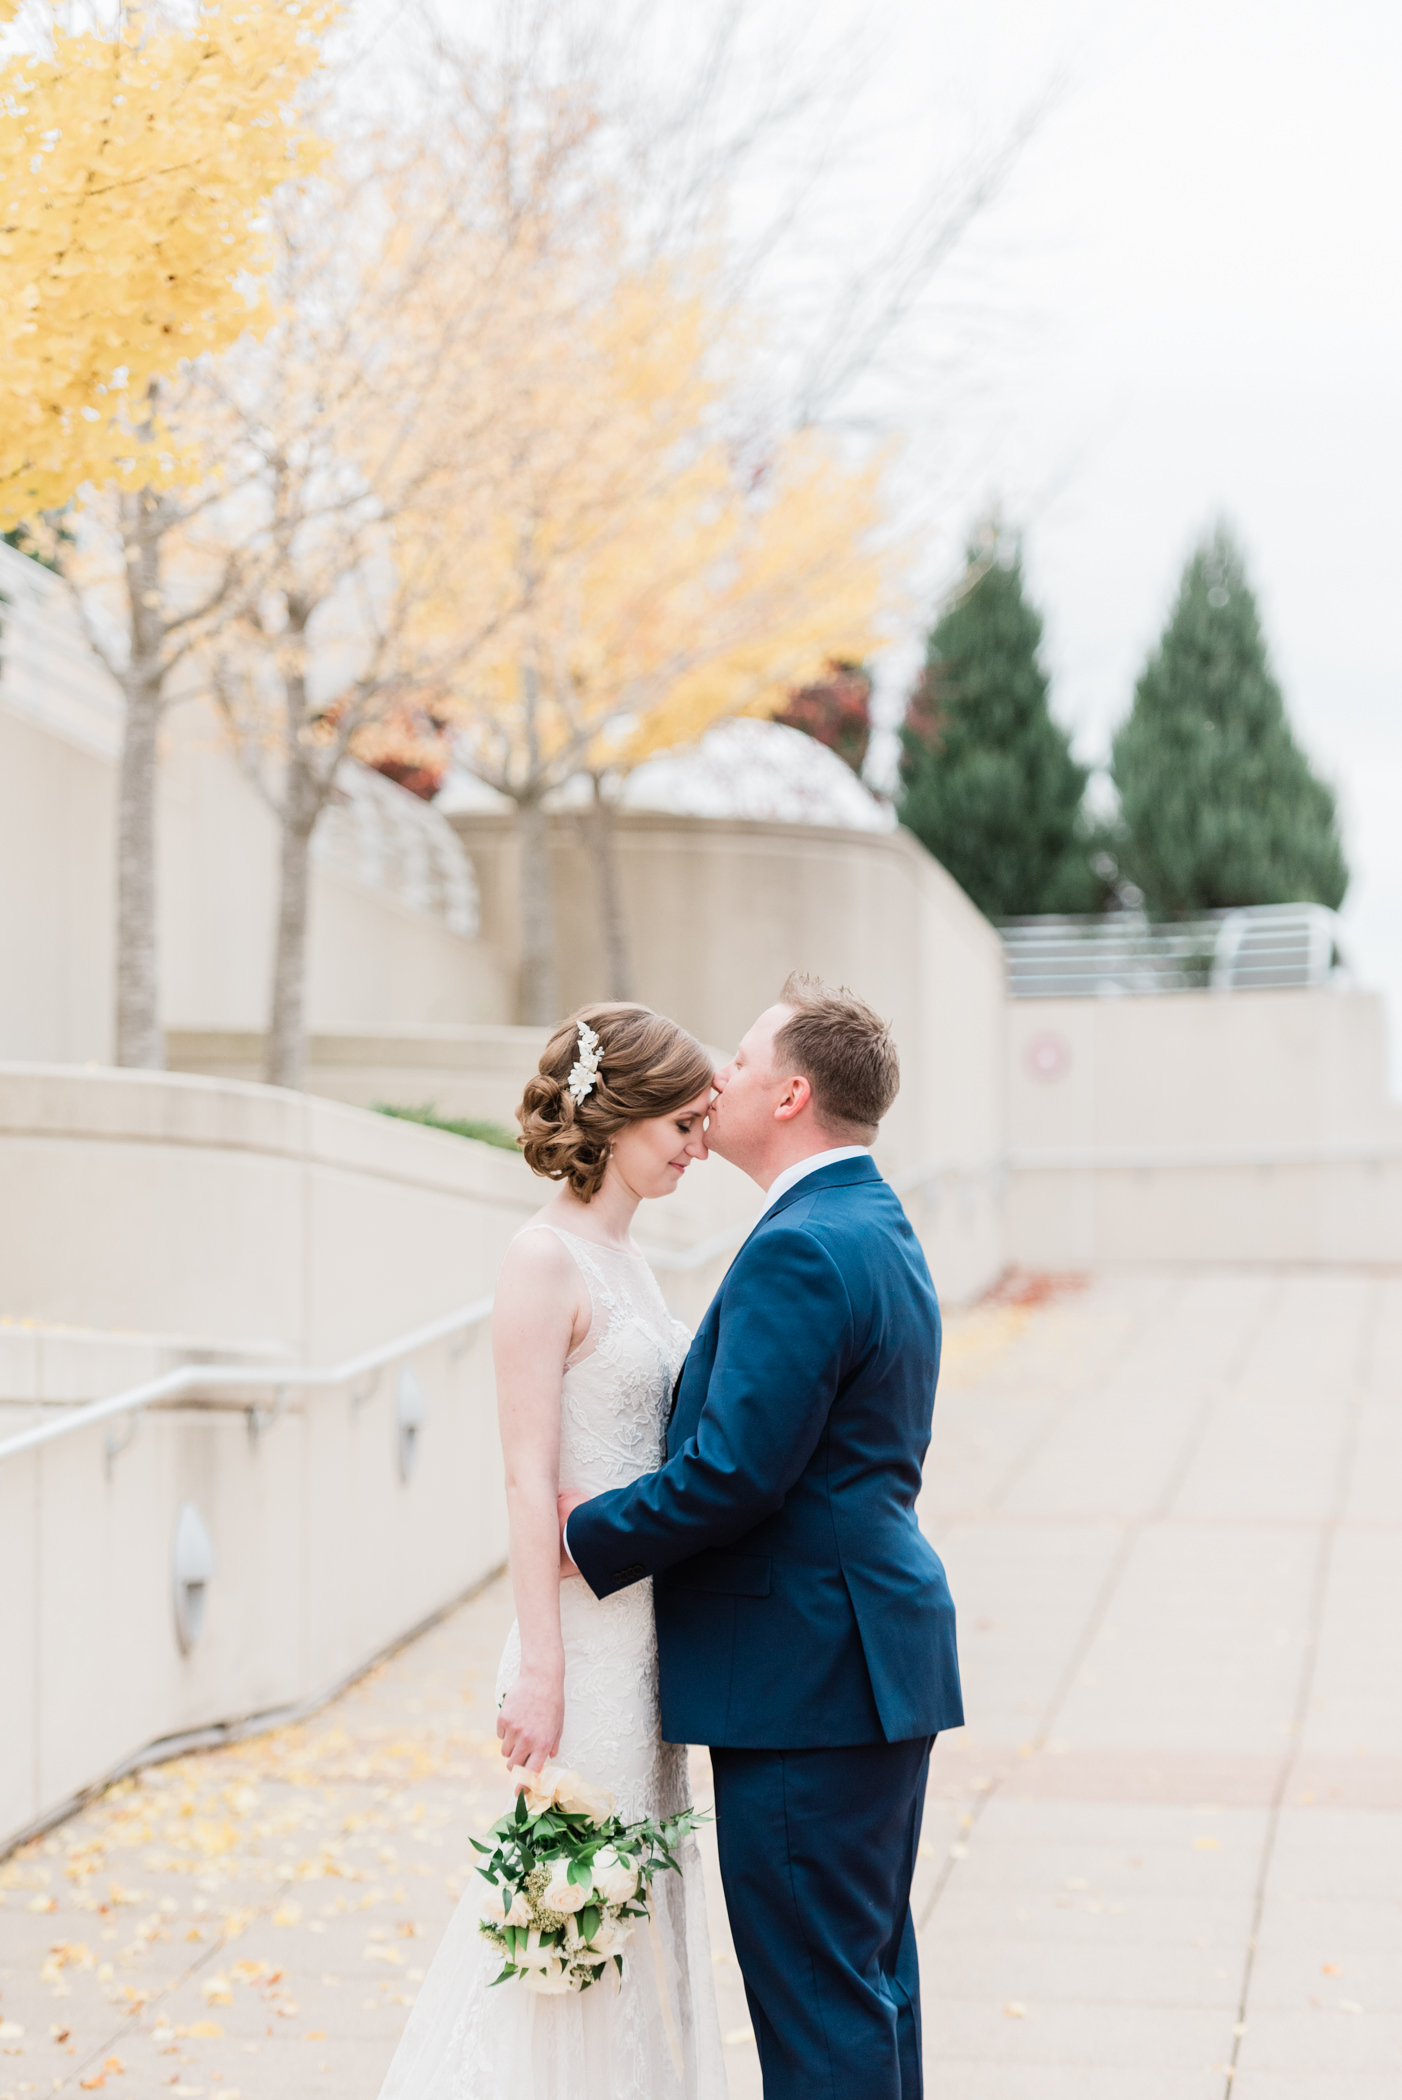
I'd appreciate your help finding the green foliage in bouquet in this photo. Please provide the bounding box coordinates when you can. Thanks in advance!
[471,1765,705,1995]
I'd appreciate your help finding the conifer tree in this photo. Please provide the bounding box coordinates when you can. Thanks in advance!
[1112,524,1347,915]
[897,526,1099,919]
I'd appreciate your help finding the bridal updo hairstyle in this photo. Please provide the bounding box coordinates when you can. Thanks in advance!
[517,1003,713,1202]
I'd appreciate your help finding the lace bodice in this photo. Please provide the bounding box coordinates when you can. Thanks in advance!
[547,1223,693,1497]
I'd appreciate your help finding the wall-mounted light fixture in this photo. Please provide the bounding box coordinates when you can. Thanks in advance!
[172,1501,216,1654]
[395,1364,426,1482]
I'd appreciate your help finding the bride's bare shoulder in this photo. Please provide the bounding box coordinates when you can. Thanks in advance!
[496,1218,584,1301]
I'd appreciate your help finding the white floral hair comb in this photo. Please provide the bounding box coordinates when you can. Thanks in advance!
[567,1020,603,1106]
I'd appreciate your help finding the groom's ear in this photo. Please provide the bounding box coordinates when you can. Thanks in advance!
[774,1073,813,1123]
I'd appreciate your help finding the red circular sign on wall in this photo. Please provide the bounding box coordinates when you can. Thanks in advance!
[1026,1032,1071,1081]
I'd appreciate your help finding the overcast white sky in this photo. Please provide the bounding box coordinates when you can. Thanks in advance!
[823,0,1401,1079]
[380,0,1401,1071]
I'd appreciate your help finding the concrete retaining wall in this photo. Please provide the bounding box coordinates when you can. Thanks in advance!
[1006,987,1402,1266]
[0,1324,503,1854]
[0,1064,770,1850]
[0,1066,539,1849]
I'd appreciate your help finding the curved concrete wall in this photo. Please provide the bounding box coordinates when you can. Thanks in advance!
[159,705,508,1036]
[0,1067,546,1849]
[0,704,114,1064]
[0,1065,536,1359]
[455,809,1008,1305]
[0,537,508,1062]
[0,1064,774,1849]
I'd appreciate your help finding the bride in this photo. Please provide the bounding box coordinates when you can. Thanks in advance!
[377,1003,729,2100]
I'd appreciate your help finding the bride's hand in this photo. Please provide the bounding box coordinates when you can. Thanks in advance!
[496,1663,564,1771]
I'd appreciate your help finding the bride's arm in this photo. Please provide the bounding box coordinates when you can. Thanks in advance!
[491,1231,585,1772]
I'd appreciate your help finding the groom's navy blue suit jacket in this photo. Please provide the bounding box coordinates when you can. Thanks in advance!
[567,1156,964,1749]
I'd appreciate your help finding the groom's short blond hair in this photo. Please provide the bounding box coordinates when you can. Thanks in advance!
[773,973,900,1141]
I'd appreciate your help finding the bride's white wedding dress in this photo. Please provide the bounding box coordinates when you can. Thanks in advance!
[377,1224,729,2100]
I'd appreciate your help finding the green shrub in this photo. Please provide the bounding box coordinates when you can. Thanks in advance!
[371,1102,520,1151]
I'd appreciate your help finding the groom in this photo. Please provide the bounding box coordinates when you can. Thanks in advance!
[560,973,962,2099]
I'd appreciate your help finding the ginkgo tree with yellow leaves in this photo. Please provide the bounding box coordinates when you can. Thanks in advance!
[436,265,891,1022]
[0,0,335,1067]
[0,0,334,528]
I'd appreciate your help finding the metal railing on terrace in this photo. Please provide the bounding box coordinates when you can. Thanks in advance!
[1000,902,1341,1000]
[0,1154,975,1477]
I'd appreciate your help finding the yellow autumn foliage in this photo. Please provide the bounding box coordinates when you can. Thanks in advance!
[0,0,334,530]
[434,260,891,791]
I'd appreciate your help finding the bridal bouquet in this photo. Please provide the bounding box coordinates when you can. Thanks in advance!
[473,1764,705,1995]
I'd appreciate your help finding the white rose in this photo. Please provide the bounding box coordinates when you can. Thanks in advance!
[541,1859,589,1913]
[478,1879,508,1927]
[510,1764,563,1817]
[524,1958,575,1994]
[550,1770,616,1822]
[503,1888,531,1929]
[508,1765,614,1824]
[584,1915,633,1956]
[591,1848,639,1906]
[512,1929,556,1971]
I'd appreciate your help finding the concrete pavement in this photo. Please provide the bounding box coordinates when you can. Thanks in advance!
[1,1267,1398,2098]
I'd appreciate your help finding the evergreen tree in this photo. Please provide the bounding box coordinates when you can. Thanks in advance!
[1112,524,1347,915]
[897,526,1100,918]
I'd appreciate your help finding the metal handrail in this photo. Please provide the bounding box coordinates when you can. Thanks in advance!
[0,1154,998,1470]
[0,1295,494,1468]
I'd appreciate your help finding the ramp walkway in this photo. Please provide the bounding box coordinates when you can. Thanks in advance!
[1,1268,1397,2099]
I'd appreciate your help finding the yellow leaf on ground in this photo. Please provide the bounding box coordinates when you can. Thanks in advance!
[186,2021,224,2038]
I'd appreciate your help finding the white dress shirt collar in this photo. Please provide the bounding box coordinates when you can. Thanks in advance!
[762,1145,872,1214]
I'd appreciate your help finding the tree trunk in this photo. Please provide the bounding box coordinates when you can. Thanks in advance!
[517,792,560,1025]
[114,491,166,1069]
[265,676,322,1090]
[582,776,634,1001]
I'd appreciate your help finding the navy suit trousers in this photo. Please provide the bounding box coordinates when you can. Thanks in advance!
[710,1735,934,2100]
